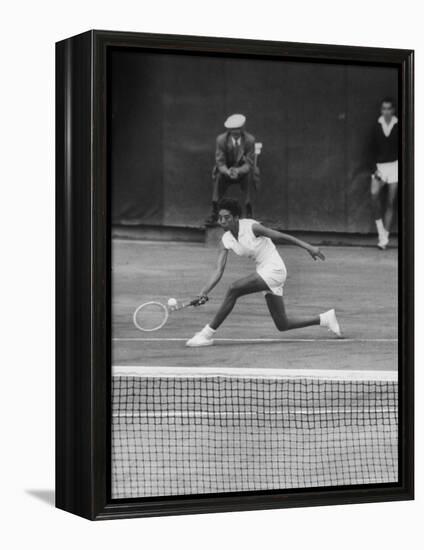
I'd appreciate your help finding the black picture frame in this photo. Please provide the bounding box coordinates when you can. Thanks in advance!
[56,30,414,520]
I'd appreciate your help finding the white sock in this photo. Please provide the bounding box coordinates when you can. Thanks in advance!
[375,219,385,238]
[319,313,327,327]
[201,324,216,338]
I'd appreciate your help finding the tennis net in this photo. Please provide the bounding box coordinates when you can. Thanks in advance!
[111,366,398,499]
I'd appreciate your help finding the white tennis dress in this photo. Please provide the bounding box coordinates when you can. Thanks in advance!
[221,219,287,296]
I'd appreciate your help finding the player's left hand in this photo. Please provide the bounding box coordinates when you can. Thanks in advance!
[307,245,325,261]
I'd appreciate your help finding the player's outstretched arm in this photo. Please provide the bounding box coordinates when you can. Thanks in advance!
[198,244,229,297]
[252,223,325,261]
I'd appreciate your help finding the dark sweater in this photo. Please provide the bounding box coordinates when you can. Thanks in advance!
[373,118,398,165]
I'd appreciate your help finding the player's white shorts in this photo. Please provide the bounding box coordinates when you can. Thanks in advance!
[257,263,287,297]
[376,160,398,184]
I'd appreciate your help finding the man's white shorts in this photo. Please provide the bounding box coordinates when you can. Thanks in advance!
[257,264,287,297]
[376,160,398,184]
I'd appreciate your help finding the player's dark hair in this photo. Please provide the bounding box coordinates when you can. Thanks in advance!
[217,198,242,218]
[381,96,395,108]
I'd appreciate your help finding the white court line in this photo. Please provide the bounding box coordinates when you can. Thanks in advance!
[112,366,398,381]
[113,337,397,343]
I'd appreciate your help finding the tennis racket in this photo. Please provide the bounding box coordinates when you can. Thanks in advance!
[133,296,208,332]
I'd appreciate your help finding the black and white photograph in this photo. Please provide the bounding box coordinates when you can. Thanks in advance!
[110,49,400,499]
[2,0,422,542]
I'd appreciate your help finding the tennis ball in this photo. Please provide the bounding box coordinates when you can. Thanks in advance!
[167,298,177,307]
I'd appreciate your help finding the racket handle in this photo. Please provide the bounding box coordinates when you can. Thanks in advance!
[171,296,209,311]
[172,299,197,311]
[190,295,209,307]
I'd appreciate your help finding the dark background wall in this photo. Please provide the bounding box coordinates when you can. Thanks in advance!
[110,51,398,233]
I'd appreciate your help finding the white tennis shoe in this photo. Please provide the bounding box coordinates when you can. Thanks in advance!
[186,331,214,347]
[378,230,389,250]
[320,309,342,337]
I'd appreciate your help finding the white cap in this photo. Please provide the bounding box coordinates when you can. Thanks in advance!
[224,113,246,129]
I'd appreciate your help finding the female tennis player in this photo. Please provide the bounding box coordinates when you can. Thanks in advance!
[187,198,341,347]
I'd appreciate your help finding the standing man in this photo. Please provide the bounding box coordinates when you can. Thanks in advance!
[206,114,256,225]
[370,97,398,250]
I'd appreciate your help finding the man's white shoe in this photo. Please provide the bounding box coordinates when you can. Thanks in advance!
[186,332,214,347]
[320,309,342,338]
[378,230,389,250]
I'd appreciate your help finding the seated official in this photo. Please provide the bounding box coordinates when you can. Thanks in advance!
[206,114,256,225]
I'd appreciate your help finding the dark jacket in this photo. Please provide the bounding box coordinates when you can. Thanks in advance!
[215,131,255,176]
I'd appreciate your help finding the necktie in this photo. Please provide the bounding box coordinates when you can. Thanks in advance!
[233,139,239,161]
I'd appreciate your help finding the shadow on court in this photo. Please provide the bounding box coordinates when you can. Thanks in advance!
[112,240,398,372]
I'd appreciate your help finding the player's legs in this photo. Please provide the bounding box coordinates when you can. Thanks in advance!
[264,293,319,331]
[371,173,384,219]
[186,273,268,346]
[210,272,268,330]
[384,181,398,234]
[371,174,387,248]
[265,293,342,336]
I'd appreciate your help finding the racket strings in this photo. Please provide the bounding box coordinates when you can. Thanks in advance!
[133,302,168,332]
